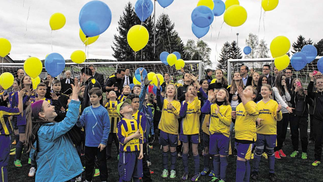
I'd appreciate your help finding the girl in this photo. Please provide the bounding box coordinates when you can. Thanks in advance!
[273,72,293,159]
[255,75,268,102]
[251,84,282,182]
[289,78,308,159]
[179,85,201,181]
[25,81,83,181]
[229,72,244,105]
[201,88,232,182]
[157,81,181,179]
[251,72,260,90]
[9,79,20,146]
[233,86,259,182]
[209,69,228,90]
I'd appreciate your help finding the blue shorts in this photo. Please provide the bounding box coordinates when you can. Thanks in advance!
[18,125,25,134]
[254,134,276,153]
[118,151,143,181]
[202,132,210,149]
[235,142,253,160]
[209,133,229,155]
[179,134,199,144]
[159,130,178,147]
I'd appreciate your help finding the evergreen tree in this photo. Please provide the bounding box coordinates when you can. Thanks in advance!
[257,39,269,58]
[217,42,231,71]
[292,35,313,54]
[245,33,259,58]
[230,41,242,59]
[315,39,323,56]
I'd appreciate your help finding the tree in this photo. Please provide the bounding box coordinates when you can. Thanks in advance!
[230,41,242,60]
[292,35,313,54]
[183,39,211,66]
[245,33,259,58]
[315,39,323,56]
[257,39,269,58]
[217,42,232,71]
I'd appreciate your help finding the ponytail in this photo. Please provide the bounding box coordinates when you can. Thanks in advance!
[25,104,34,153]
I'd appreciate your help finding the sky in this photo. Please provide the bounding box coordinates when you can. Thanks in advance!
[0,0,323,67]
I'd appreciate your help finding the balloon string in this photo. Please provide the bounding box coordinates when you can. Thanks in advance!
[164,15,172,53]
[262,11,266,40]
[2,57,3,74]
[51,30,53,52]
[258,5,262,36]
[26,6,30,32]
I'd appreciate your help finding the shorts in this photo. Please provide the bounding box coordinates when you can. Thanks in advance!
[18,125,26,134]
[159,130,178,147]
[202,132,210,149]
[209,133,229,156]
[118,151,143,181]
[235,142,253,160]
[179,134,199,144]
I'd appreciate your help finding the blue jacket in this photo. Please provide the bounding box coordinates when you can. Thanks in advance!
[35,100,83,182]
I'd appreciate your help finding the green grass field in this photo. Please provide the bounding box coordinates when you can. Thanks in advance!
[8,133,322,182]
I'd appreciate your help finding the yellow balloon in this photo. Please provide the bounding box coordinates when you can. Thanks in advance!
[24,57,43,79]
[79,29,99,46]
[261,0,279,11]
[32,76,41,90]
[197,0,214,10]
[175,59,185,70]
[0,72,14,90]
[167,54,177,66]
[224,5,247,27]
[270,36,290,58]
[152,74,164,86]
[133,77,141,85]
[225,0,239,9]
[147,72,155,84]
[0,38,11,57]
[71,50,86,64]
[274,55,290,71]
[127,25,149,52]
[49,13,66,30]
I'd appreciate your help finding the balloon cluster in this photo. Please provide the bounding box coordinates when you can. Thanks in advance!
[159,51,185,70]
[291,45,317,71]
[191,0,214,39]
[132,68,164,95]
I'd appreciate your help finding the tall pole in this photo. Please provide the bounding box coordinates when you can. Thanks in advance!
[153,0,157,60]
[236,33,239,47]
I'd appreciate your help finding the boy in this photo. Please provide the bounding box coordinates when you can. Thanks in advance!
[51,80,69,122]
[78,88,110,182]
[105,90,120,159]
[118,85,131,102]
[117,100,144,182]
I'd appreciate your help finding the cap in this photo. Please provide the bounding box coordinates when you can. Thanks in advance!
[116,99,131,117]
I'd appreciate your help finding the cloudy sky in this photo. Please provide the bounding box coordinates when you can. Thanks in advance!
[0,0,322,66]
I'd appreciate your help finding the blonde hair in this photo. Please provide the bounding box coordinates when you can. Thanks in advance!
[165,84,178,100]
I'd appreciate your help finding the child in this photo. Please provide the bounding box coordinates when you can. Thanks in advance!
[133,85,141,96]
[233,86,259,182]
[118,85,131,102]
[105,90,120,159]
[179,85,201,181]
[117,100,144,182]
[0,89,24,182]
[78,87,110,182]
[157,79,181,179]
[201,88,232,182]
[8,79,19,146]
[251,84,282,182]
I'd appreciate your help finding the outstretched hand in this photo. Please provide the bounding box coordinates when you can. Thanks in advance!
[71,77,81,101]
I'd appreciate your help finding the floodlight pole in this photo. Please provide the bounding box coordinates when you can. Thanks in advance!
[153,0,157,59]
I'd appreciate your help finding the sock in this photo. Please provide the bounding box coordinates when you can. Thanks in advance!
[15,140,23,160]
[203,154,210,171]
[194,155,200,175]
[252,153,261,173]
[162,152,168,170]
[268,154,275,174]
[236,160,246,182]
[244,160,251,182]
[182,153,189,173]
[213,156,220,178]
[170,152,177,170]
[220,157,228,181]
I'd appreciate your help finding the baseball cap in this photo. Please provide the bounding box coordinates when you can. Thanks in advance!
[116,99,132,117]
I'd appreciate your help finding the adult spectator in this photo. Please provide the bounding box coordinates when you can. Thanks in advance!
[16,69,24,80]
[262,64,274,86]
[285,68,293,93]
[123,68,133,86]
[80,67,101,112]
[161,73,172,91]
[104,69,125,94]
[89,64,104,88]
[240,65,252,87]
[177,72,193,102]
[61,70,74,95]
[205,69,213,83]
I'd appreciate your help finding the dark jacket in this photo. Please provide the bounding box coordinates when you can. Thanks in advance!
[82,77,101,113]
[285,77,293,94]
[104,74,123,94]
[307,81,323,120]
[290,91,308,117]
[93,72,104,89]
[177,84,190,103]
[60,78,74,95]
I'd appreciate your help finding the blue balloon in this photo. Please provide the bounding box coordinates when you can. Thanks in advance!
[213,0,225,16]
[191,6,214,28]
[135,67,148,81]
[135,0,153,22]
[243,46,252,55]
[317,57,323,73]
[45,53,65,77]
[301,45,318,63]
[291,52,307,71]
[157,0,174,8]
[129,83,135,90]
[79,1,112,37]
[160,51,169,65]
[172,51,181,59]
[192,23,210,38]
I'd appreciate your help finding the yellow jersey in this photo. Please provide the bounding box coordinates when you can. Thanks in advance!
[180,97,201,135]
[117,118,143,152]
[201,114,210,135]
[158,99,181,135]
[209,104,232,137]
[105,100,120,133]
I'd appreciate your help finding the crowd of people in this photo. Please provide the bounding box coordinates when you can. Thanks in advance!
[0,63,323,182]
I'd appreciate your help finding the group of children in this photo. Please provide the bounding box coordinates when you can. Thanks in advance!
[1,66,323,182]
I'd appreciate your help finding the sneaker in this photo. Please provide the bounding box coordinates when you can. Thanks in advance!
[219,180,225,182]
[161,169,168,178]
[312,160,321,166]
[210,177,219,182]
[28,167,36,177]
[14,159,22,167]
[93,168,100,177]
[170,170,176,179]
[274,151,281,159]
[251,171,258,180]
[28,158,31,165]
[290,151,299,158]
[181,173,188,181]
[12,140,16,145]
[301,152,307,160]
[262,152,268,159]
[278,149,286,157]
[10,148,16,156]
[191,173,200,181]
[201,168,209,176]
[74,176,82,182]
[209,170,215,177]
[268,173,277,182]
